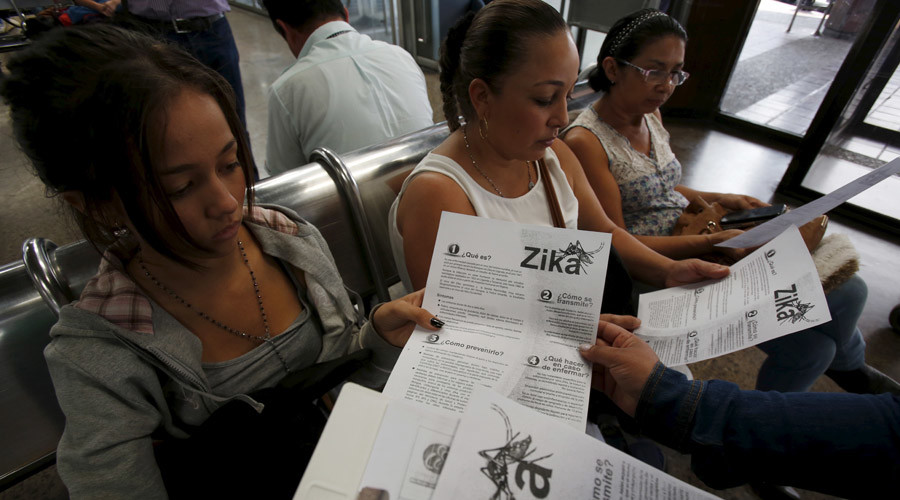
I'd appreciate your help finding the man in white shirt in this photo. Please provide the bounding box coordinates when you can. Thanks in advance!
[263,0,434,175]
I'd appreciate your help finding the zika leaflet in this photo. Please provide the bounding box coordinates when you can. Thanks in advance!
[432,387,720,500]
[383,212,612,429]
[636,226,831,366]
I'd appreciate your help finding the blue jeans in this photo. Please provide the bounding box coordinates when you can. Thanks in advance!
[637,363,900,497]
[756,274,868,392]
[164,17,246,125]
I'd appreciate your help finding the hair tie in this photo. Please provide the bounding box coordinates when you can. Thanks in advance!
[609,11,668,56]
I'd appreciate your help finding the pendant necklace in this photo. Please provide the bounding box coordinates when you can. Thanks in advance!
[139,240,291,374]
[462,125,535,197]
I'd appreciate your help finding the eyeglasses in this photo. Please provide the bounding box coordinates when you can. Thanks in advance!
[617,60,690,86]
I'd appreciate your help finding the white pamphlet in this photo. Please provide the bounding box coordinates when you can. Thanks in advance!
[636,226,830,366]
[359,400,459,500]
[383,212,612,429]
[717,157,900,249]
[293,383,459,500]
[432,387,720,500]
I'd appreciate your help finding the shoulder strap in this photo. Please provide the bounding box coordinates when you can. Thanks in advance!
[538,159,565,228]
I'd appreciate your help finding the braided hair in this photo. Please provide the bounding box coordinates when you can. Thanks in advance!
[439,0,567,131]
[587,8,687,93]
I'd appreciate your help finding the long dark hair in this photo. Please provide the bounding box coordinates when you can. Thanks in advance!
[439,0,568,131]
[588,8,687,93]
[0,24,255,266]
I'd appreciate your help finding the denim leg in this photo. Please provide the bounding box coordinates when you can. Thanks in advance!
[166,18,246,125]
[757,329,836,392]
[756,274,869,391]
[822,274,868,371]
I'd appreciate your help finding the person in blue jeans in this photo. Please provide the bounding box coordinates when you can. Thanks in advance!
[579,320,900,498]
[68,0,122,24]
[563,8,897,396]
[757,274,881,392]
[121,1,247,139]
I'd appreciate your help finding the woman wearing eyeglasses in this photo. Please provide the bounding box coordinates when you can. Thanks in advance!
[563,9,899,399]
[391,1,733,307]
[564,9,765,262]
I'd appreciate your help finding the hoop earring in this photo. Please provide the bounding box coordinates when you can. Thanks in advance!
[112,221,129,239]
[478,116,489,140]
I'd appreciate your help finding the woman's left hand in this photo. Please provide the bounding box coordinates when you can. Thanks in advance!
[711,193,767,211]
[663,258,730,288]
[372,289,442,348]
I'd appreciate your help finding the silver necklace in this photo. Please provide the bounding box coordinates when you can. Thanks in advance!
[462,125,534,197]
[139,240,291,374]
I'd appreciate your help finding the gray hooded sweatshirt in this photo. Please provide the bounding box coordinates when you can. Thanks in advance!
[44,206,400,498]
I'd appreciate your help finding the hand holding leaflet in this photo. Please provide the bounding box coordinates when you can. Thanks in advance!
[296,384,719,500]
[636,226,830,366]
[383,212,612,429]
[431,387,720,500]
[717,158,900,249]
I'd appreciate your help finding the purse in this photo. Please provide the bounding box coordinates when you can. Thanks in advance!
[672,197,829,266]
[538,159,566,229]
[671,196,729,237]
[155,349,372,499]
[538,159,635,316]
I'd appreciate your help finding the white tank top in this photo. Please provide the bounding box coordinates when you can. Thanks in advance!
[389,147,579,292]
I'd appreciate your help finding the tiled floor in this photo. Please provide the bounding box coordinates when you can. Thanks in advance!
[737,0,833,62]
[864,69,900,134]
[735,66,837,135]
[802,156,900,220]
[727,0,853,136]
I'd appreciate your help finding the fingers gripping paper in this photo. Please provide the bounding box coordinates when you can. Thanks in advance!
[637,226,831,366]
[383,212,612,430]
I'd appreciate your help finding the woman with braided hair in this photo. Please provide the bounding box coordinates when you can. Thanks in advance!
[389,0,730,316]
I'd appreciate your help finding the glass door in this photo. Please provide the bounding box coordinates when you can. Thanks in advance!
[345,0,396,44]
[228,1,397,44]
[719,0,874,137]
[778,0,900,233]
[229,0,265,14]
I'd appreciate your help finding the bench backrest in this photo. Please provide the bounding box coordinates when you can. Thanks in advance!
[0,240,97,489]
[311,124,451,299]
[0,158,365,490]
[323,81,598,298]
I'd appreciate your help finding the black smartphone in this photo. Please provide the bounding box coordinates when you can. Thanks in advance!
[720,204,787,228]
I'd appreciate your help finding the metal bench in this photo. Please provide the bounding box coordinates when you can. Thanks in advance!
[0,122,463,489]
[314,82,599,299]
[0,157,375,490]
[0,87,598,489]
[310,123,450,301]
[0,0,55,53]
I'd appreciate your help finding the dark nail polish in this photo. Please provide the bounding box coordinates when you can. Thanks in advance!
[430,317,445,328]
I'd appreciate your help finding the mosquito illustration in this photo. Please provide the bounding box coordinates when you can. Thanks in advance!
[781,301,815,324]
[559,240,603,274]
[478,404,553,500]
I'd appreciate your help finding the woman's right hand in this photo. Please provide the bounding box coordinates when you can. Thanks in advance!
[663,259,730,288]
[371,289,443,348]
[709,229,751,261]
[710,193,767,212]
[579,320,660,417]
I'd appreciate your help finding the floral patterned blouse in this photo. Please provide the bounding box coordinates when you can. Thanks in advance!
[565,107,688,236]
